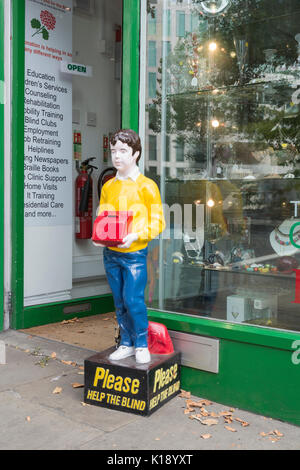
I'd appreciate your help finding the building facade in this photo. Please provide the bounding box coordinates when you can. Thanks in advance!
[1,0,300,425]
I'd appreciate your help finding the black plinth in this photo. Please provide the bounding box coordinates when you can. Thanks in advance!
[84,347,181,416]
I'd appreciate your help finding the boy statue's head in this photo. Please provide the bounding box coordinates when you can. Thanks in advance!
[110,129,142,166]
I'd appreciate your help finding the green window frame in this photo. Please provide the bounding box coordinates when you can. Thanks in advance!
[0,0,4,331]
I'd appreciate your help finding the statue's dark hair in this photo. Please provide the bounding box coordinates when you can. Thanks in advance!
[110,129,142,164]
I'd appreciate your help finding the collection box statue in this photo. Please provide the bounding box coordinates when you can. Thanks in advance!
[85,129,181,414]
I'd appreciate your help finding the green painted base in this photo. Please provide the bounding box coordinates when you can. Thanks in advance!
[20,294,114,329]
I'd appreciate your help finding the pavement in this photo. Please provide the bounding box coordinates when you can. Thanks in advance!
[1,328,300,452]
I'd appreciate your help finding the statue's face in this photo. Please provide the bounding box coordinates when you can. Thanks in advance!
[110,139,139,174]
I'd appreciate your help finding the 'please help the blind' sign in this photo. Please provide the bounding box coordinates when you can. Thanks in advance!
[61,62,93,77]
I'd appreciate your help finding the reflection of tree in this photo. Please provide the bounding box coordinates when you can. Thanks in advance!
[147,0,300,172]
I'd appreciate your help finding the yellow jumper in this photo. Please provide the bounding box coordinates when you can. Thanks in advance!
[98,174,166,253]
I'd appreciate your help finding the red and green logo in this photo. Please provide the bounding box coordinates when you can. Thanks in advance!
[31,10,56,40]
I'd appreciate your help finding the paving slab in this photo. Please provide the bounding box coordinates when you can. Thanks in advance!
[14,365,140,433]
[0,389,104,450]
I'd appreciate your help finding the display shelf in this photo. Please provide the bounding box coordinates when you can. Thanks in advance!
[170,262,296,279]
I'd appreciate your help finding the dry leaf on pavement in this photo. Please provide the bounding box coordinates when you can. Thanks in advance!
[61,317,79,324]
[201,418,218,426]
[225,426,237,432]
[72,382,84,388]
[51,352,56,359]
[260,430,283,438]
[235,417,249,427]
[52,386,62,394]
[26,416,31,422]
[219,411,233,416]
[200,434,212,439]
[179,390,191,399]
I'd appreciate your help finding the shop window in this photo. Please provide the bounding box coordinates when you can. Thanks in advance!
[176,138,185,161]
[166,9,171,37]
[148,8,157,36]
[143,0,300,333]
[148,72,157,98]
[148,41,157,67]
[176,11,185,37]
[149,135,157,161]
[190,11,199,33]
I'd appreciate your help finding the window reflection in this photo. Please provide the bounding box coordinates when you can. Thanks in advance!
[144,0,300,332]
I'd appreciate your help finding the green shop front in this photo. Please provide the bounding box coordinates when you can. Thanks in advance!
[2,0,300,425]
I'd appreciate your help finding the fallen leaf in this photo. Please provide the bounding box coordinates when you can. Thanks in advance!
[235,418,249,427]
[51,352,56,359]
[201,418,218,426]
[225,426,237,432]
[72,382,84,388]
[179,390,191,399]
[77,371,84,375]
[78,366,84,370]
[224,416,233,424]
[219,411,233,416]
[52,386,62,394]
[61,360,73,365]
[186,399,212,409]
[61,317,79,324]
[189,415,202,422]
[81,401,90,406]
[273,429,283,437]
[184,408,194,415]
[200,434,212,439]
[210,412,219,418]
[26,416,31,422]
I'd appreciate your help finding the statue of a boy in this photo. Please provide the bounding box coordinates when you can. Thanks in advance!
[94,129,165,363]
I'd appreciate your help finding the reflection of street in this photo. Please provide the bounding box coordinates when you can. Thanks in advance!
[147,241,159,305]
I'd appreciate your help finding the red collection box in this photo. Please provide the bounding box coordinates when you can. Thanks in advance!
[92,211,133,246]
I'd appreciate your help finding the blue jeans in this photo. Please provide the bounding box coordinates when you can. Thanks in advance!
[103,247,148,348]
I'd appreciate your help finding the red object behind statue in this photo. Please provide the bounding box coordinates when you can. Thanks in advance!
[92,211,133,246]
[147,321,174,354]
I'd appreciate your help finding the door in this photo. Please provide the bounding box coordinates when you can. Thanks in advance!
[0,0,4,331]
[11,0,140,329]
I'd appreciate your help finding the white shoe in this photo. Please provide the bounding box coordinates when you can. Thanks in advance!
[109,345,135,361]
[135,347,151,364]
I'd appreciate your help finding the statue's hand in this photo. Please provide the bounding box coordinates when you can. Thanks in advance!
[92,241,106,247]
[117,233,139,249]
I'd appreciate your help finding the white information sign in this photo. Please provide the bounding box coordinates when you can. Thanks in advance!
[24,0,73,303]
[24,0,73,227]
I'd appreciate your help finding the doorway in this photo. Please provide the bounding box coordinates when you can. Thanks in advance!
[23,0,122,308]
